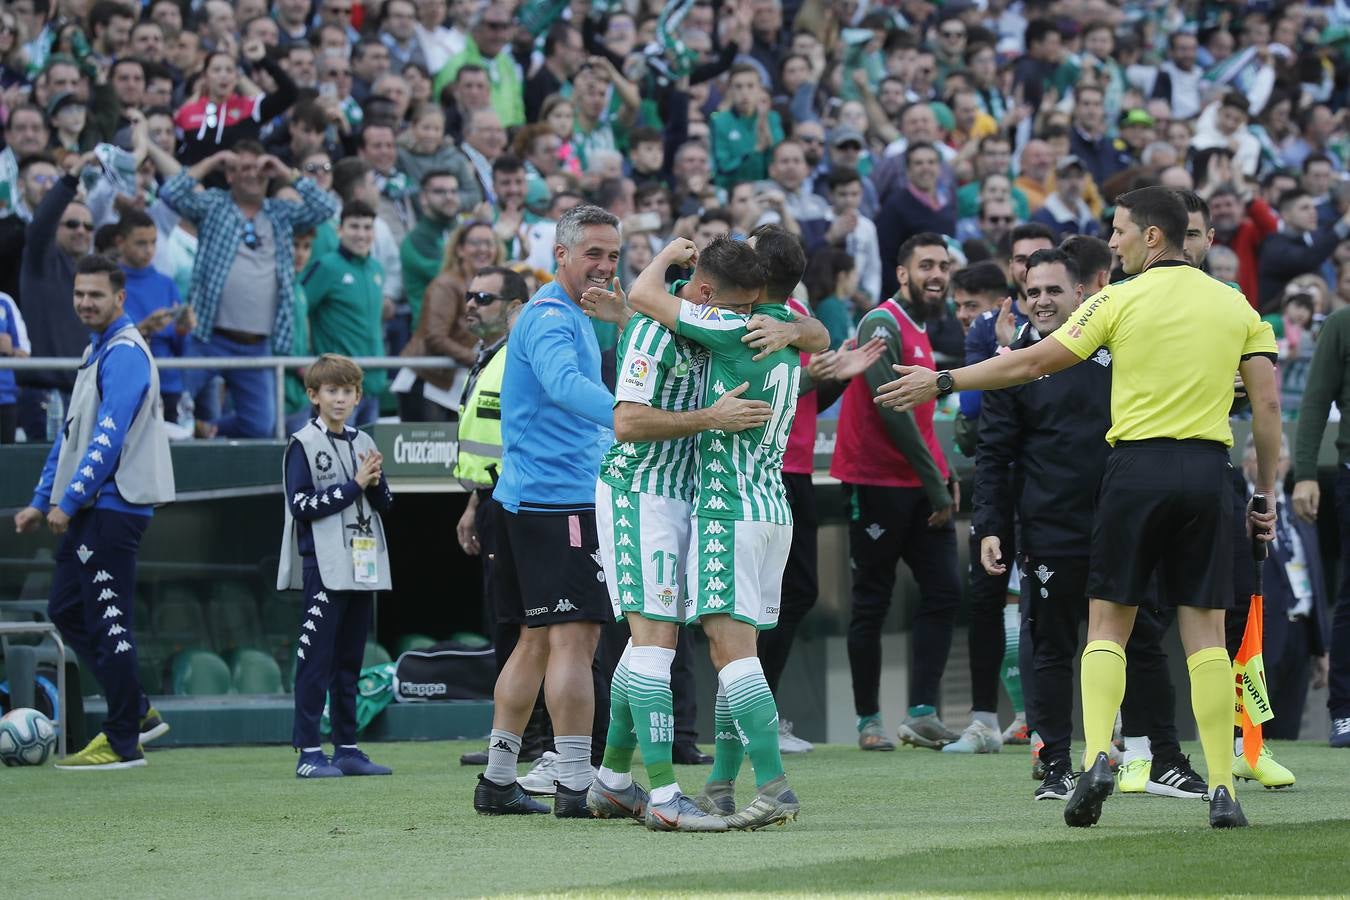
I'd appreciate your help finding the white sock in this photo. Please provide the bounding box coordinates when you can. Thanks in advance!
[972,710,999,731]
[1121,735,1151,765]
[650,782,681,805]
[554,734,593,791]
[484,729,521,786]
[597,766,632,789]
[1234,736,1244,757]
[302,746,322,754]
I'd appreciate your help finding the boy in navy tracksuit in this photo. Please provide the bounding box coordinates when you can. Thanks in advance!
[277,353,394,778]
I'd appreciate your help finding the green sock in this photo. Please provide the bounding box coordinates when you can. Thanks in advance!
[709,684,743,783]
[856,713,881,732]
[908,704,936,718]
[1000,605,1025,714]
[628,646,677,791]
[600,653,636,773]
[721,657,784,789]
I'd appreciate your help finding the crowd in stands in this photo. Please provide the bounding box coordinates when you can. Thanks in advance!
[3,0,1350,443]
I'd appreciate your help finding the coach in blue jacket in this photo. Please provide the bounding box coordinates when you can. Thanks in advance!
[472,204,619,818]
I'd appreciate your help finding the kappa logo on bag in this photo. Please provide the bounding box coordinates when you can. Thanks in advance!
[394,643,497,702]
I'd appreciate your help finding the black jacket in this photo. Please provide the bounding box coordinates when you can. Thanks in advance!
[1257,224,1348,312]
[972,326,1113,558]
[18,174,85,390]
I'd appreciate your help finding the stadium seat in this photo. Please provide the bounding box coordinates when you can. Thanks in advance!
[208,582,263,652]
[170,649,233,695]
[394,633,436,655]
[226,648,283,695]
[449,631,490,649]
[363,642,392,667]
[152,587,211,648]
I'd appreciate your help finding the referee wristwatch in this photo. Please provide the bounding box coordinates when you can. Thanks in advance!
[935,370,955,397]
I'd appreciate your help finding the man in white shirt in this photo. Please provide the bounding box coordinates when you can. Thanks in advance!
[823,166,881,305]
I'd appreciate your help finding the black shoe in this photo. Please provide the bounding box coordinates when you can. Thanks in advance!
[1147,754,1208,799]
[1208,785,1248,828]
[473,774,549,815]
[672,743,713,765]
[1034,760,1075,801]
[552,781,593,818]
[1064,751,1114,827]
[459,750,488,766]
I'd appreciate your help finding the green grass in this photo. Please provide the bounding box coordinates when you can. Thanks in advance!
[6,739,1348,897]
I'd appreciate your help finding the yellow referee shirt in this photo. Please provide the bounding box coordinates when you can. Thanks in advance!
[1052,260,1277,446]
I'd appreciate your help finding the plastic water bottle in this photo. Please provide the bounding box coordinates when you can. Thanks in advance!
[45,390,64,441]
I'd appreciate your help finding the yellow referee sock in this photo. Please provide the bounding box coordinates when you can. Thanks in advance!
[1080,640,1126,770]
[1187,647,1235,795]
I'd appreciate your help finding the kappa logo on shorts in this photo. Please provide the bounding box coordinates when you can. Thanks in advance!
[705,576,727,591]
[707,460,728,474]
[704,539,727,554]
[708,478,726,493]
[554,598,578,613]
[618,552,635,566]
[703,521,726,535]
[621,591,638,606]
[704,558,726,573]
[618,573,636,586]
[616,515,632,528]
[705,595,726,609]
[708,438,726,453]
[525,606,548,617]
[1034,564,1054,583]
[617,533,635,547]
[615,495,632,509]
[705,496,729,511]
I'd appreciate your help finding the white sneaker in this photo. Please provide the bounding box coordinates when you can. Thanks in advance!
[940,719,1002,754]
[778,719,814,754]
[517,750,559,796]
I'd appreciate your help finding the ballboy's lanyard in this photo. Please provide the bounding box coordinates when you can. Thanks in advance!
[322,426,371,537]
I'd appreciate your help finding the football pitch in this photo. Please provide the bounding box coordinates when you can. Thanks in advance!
[8,739,1348,897]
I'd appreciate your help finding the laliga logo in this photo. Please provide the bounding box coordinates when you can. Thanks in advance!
[628,357,649,380]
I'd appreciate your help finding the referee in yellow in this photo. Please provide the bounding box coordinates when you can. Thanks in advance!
[876,187,1281,830]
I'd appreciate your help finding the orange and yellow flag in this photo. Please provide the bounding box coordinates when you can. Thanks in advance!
[1234,593,1274,768]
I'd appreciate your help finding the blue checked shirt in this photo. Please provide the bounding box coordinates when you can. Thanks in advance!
[159,173,338,354]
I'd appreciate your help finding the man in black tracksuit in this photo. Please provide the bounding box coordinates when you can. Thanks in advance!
[973,248,1206,800]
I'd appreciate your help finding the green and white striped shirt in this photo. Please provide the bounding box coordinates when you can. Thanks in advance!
[598,313,706,501]
[675,300,799,525]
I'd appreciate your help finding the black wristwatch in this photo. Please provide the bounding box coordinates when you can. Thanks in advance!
[935,370,955,397]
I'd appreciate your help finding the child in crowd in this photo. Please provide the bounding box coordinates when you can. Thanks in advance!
[277,353,394,779]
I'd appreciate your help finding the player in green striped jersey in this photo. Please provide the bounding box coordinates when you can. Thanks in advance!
[587,274,826,831]
[628,231,825,830]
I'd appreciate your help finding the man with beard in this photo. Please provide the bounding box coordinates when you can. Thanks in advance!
[831,232,962,752]
[1206,184,1278,309]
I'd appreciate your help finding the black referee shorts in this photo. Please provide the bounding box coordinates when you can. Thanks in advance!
[496,508,610,627]
[1087,439,1235,610]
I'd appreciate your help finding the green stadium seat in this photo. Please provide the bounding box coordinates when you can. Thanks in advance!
[363,642,392,667]
[152,587,211,647]
[226,648,283,694]
[394,633,436,655]
[449,631,490,649]
[208,583,263,652]
[171,649,233,695]
[261,592,301,640]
